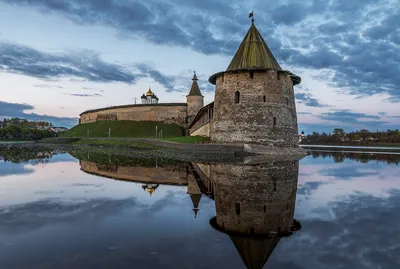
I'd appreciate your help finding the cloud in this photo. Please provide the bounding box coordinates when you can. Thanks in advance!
[0,41,204,94]
[0,41,140,83]
[33,84,63,89]
[136,64,176,91]
[319,166,380,179]
[279,191,400,268]
[272,3,307,25]
[295,93,328,107]
[2,0,240,56]
[0,100,78,127]
[2,0,400,103]
[64,93,103,97]
[0,162,34,177]
[82,87,104,92]
[0,198,139,234]
[320,110,381,125]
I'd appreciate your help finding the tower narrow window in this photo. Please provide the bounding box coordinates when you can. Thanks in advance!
[263,205,267,212]
[234,91,240,104]
[286,98,289,105]
[277,72,281,80]
[235,203,241,215]
[263,95,266,102]
[250,70,254,79]
[273,117,277,126]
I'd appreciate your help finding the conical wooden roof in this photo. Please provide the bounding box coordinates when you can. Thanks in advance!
[188,72,203,96]
[226,23,281,72]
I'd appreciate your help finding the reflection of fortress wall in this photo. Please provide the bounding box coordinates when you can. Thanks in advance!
[80,161,188,185]
[208,161,298,235]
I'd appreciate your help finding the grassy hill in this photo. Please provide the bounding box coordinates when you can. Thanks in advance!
[62,121,185,138]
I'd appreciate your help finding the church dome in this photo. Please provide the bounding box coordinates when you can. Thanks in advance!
[146,87,154,96]
[141,94,146,99]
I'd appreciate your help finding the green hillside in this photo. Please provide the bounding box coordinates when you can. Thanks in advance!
[63,121,185,138]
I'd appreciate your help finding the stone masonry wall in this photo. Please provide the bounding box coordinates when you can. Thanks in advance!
[80,104,188,126]
[190,122,211,137]
[80,160,188,185]
[209,161,299,235]
[211,70,299,147]
[187,96,204,118]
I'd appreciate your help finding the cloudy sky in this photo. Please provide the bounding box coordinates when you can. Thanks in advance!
[0,0,399,132]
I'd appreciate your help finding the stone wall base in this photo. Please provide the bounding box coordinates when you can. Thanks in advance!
[243,144,308,161]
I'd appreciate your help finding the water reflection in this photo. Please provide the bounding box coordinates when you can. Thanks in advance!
[1,149,400,268]
[0,149,69,177]
[78,156,302,268]
[191,161,301,269]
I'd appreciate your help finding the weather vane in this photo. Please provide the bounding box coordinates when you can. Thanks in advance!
[249,10,254,24]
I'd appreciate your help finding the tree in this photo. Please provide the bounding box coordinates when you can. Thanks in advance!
[333,128,345,142]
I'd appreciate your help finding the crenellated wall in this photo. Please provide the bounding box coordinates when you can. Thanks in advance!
[211,70,299,147]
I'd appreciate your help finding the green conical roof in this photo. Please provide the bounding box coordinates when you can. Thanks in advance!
[226,23,282,72]
[188,72,203,96]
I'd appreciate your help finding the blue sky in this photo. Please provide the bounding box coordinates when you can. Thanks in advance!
[0,0,399,132]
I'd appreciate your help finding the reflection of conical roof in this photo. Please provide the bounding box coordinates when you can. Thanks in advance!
[190,194,202,210]
[226,23,282,72]
[230,235,281,269]
[187,72,203,96]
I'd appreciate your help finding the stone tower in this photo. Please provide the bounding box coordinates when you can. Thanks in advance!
[187,72,204,121]
[209,21,301,148]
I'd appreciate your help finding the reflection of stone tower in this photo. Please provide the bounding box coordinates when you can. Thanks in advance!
[195,160,300,269]
[187,72,204,121]
[209,20,301,148]
[187,173,202,218]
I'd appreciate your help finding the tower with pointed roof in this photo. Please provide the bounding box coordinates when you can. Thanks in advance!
[209,19,301,148]
[187,72,204,121]
[187,173,202,218]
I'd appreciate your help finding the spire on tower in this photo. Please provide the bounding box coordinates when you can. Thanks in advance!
[192,71,198,81]
[187,71,203,96]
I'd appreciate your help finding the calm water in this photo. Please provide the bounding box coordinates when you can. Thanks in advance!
[0,150,400,269]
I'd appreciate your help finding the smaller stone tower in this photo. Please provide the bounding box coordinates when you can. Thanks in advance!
[187,72,204,121]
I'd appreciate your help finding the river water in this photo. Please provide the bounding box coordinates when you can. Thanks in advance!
[0,149,399,269]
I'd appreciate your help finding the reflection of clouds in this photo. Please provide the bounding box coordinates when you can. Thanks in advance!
[0,198,140,235]
[276,191,400,268]
[0,162,34,177]
[319,166,380,179]
[297,155,400,215]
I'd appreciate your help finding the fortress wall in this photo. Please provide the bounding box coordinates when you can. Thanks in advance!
[190,122,211,137]
[80,161,188,185]
[80,104,188,126]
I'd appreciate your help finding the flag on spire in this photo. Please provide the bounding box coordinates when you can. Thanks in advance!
[249,11,254,18]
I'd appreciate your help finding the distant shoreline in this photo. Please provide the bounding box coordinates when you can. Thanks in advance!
[301,144,400,154]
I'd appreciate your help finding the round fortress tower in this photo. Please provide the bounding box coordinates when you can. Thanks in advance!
[209,21,301,148]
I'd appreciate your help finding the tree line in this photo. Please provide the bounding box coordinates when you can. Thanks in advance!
[0,118,55,140]
[301,128,400,145]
